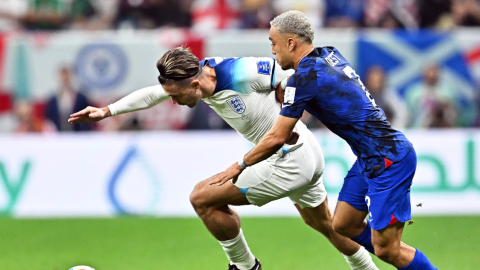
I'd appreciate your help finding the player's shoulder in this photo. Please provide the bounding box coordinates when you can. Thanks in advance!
[204,56,274,93]
[289,62,318,89]
[201,57,236,69]
[202,57,273,76]
[201,56,272,66]
[298,46,348,70]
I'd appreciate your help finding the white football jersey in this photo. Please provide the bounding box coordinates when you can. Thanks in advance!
[108,57,307,145]
[200,57,296,144]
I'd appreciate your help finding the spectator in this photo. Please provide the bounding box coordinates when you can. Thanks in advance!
[418,0,451,28]
[14,100,56,133]
[451,0,480,26]
[146,0,192,28]
[241,0,273,29]
[45,66,93,132]
[115,0,191,29]
[365,0,418,29]
[0,0,28,31]
[67,0,98,29]
[404,63,457,128]
[186,102,230,129]
[325,0,364,27]
[22,0,67,30]
[80,0,117,29]
[365,66,408,129]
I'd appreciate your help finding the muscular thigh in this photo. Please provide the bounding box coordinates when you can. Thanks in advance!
[192,175,250,207]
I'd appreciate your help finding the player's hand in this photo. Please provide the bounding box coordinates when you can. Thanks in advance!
[209,162,244,186]
[68,106,111,123]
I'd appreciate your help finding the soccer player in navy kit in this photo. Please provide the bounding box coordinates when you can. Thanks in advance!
[213,11,438,270]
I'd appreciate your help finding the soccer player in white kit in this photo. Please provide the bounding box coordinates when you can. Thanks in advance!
[69,47,378,270]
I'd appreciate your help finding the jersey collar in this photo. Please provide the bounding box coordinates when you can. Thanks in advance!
[306,47,337,58]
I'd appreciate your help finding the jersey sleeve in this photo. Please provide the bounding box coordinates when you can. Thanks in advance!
[279,74,313,119]
[246,57,293,93]
[273,63,295,88]
[108,85,169,116]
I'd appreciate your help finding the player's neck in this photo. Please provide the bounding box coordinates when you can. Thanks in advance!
[293,45,315,70]
[200,66,217,98]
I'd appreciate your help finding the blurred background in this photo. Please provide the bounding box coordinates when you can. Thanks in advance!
[0,0,480,269]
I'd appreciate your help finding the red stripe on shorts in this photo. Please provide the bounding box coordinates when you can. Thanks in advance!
[384,158,393,169]
[389,215,399,225]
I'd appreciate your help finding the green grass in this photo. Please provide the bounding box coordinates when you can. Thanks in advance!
[0,216,477,269]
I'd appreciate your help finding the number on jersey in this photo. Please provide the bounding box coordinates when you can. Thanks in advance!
[342,66,377,107]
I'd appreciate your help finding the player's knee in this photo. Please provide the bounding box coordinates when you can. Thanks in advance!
[373,243,398,263]
[318,221,334,237]
[332,218,350,236]
[189,183,209,213]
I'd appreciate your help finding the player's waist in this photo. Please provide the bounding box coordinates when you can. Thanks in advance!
[277,125,310,158]
[354,142,413,163]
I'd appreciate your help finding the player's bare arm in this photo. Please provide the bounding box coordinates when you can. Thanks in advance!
[209,115,299,186]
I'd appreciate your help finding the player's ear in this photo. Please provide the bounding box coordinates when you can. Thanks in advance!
[287,37,296,52]
[190,79,200,89]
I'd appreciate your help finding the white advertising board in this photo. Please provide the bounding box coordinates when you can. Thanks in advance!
[0,130,479,217]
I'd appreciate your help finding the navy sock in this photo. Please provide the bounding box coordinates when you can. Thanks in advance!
[351,220,375,254]
[398,249,438,270]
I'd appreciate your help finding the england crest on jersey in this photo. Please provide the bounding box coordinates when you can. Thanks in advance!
[257,60,271,75]
[226,95,246,114]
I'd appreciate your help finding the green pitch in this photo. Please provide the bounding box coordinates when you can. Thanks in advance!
[0,216,477,269]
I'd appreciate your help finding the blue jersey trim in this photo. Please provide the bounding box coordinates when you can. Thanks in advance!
[201,57,238,95]
[271,58,276,89]
[238,187,249,195]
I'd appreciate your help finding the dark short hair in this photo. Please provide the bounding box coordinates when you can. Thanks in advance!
[157,47,201,84]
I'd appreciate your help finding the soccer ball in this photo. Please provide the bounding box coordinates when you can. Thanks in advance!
[69,266,95,270]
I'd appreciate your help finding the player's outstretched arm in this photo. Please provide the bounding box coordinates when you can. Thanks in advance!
[107,85,169,116]
[68,106,111,123]
[209,115,299,186]
[68,85,169,124]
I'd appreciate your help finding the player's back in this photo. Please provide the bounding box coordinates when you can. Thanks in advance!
[281,47,412,161]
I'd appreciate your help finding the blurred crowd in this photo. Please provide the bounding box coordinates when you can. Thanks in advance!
[2,0,480,133]
[0,0,480,31]
[5,60,480,134]
[301,62,479,130]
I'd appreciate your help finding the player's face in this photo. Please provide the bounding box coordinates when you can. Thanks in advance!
[162,82,202,108]
[269,27,294,70]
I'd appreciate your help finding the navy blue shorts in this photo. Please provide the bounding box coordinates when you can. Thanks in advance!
[338,149,416,230]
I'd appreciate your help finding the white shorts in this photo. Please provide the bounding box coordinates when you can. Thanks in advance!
[234,125,326,209]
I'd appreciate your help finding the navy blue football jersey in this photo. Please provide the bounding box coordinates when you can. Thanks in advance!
[280,47,412,161]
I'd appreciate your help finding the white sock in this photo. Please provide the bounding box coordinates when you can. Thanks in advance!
[343,246,379,270]
[219,229,256,270]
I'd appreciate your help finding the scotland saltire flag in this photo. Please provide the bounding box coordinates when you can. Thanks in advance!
[226,95,246,114]
[357,30,477,125]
